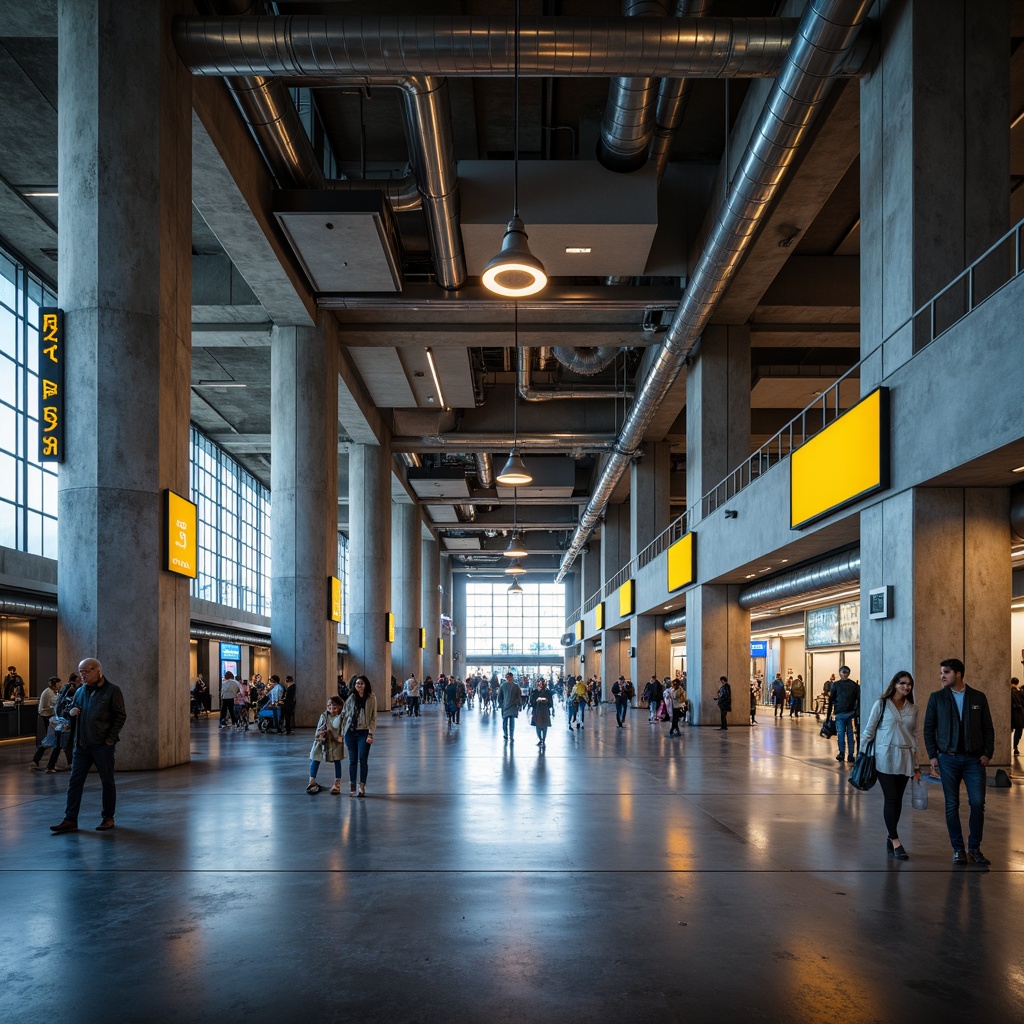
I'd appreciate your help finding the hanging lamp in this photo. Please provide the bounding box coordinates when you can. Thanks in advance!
[504,483,529,558]
[481,0,547,299]
[507,576,524,596]
[495,304,533,487]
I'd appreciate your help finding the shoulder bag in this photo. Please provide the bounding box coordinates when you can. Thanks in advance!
[848,699,885,791]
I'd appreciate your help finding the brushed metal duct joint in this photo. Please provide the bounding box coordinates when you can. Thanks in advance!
[554,0,873,583]
[474,453,495,489]
[0,596,58,618]
[518,348,634,402]
[738,550,861,610]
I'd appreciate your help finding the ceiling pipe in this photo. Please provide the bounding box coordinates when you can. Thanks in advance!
[554,0,873,582]
[201,0,325,190]
[597,1,671,173]
[649,0,713,184]
[174,16,873,80]
[399,452,422,468]
[0,596,57,618]
[392,433,617,454]
[662,609,686,630]
[326,174,422,212]
[550,346,622,376]
[737,549,861,610]
[454,504,477,523]
[474,453,495,489]
[518,348,634,402]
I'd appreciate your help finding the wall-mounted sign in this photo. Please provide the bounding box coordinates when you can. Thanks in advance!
[39,307,64,462]
[790,387,890,530]
[328,576,342,623]
[220,643,241,661]
[163,489,197,578]
[386,612,395,643]
[805,601,861,648]
[618,579,635,618]
[750,640,768,658]
[868,586,893,620]
[437,637,444,655]
[667,532,695,592]
[419,627,427,649]
[595,602,605,630]
[575,619,584,642]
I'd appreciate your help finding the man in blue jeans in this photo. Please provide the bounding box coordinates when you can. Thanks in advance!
[827,666,860,763]
[923,658,995,865]
[50,658,127,834]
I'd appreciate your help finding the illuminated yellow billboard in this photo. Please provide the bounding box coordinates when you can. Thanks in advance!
[790,388,890,530]
[163,490,197,578]
[575,619,584,641]
[386,612,395,643]
[595,602,605,630]
[329,576,342,622]
[618,579,635,617]
[667,532,694,592]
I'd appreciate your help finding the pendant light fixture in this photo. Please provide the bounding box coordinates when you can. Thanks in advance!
[507,576,524,596]
[504,558,527,576]
[481,0,547,299]
[495,303,534,487]
[504,485,529,558]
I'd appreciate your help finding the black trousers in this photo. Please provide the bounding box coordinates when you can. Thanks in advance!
[876,771,910,839]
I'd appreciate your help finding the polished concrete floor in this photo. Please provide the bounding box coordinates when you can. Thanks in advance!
[3,700,1024,1024]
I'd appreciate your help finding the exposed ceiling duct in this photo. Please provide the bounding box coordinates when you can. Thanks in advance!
[662,609,686,630]
[554,0,873,582]
[518,348,633,402]
[737,549,861,610]
[474,453,495,489]
[0,595,57,618]
[597,0,671,173]
[174,16,873,81]
[550,346,622,376]
[392,433,617,454]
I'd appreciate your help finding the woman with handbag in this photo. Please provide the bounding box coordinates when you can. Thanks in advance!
[342,675,377,797]
[859,670,919,860]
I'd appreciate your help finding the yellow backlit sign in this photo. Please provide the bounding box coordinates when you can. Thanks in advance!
[329,577,342,623]
[575,619,584,642]
[163,490,197,579]
[595,602,605,630]
[438,637,444,655]
[790,387,890,530]
[386,612,395,643]
[667,532,694,592]
[419,627,427,649]
[618,579,635,617]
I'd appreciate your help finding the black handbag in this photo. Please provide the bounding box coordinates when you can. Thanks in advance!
[820,718,837,739]
[848,700,885,791]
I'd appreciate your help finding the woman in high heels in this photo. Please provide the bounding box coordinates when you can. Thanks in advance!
[860,670,920,860]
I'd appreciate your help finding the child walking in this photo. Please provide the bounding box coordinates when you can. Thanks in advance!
[307,695,345,794]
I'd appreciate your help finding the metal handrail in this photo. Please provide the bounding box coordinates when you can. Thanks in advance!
[567,214,1024,627]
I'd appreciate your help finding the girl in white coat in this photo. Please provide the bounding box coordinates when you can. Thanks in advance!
[307,695,345,794]
[860,670,920,860]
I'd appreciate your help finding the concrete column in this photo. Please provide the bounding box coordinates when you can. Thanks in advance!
[580,539,602,610]
[860,0,1008,381]
[57,1,192,770]
[685,585,749,727]
[686,324,751,502]
[631,442,671,556]
[602,630,628,696]
[631,614,670,695]
[601,504,630,585]
[391,502,422,685]
[441,554,454,675]
[348,442,392,707]
[271,319,339,728]
[860,487,1011,761]
[564,572,581,676]
[452,571,466,676]
[421,535,441,681]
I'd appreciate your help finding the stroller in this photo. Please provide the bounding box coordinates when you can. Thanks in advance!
[256,694,279,733]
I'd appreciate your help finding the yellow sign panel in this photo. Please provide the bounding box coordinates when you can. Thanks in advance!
[419,627,427,649]
[575,619,584,641]
[618,579,635,618]
[386,613,395,643]
[790,388,889,530]
[595,602,605,630]
[437,637,444,655]
[667,532,694,592]
[329,577,342,623]
[163,490,197,578]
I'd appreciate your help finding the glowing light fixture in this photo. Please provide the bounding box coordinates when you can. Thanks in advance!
[425,347,447,410]
[481,0,546,299]
[507,577,524,596]
[495,305,533,487]
[504,558,527,576]
[504,532,528,558]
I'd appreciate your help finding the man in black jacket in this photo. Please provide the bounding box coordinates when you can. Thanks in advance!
[923,658,995,865]
[50,658,127,834]
[827,666,860,763]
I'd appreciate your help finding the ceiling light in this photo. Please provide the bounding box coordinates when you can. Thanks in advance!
[507,577,524,596]
[495,303,533,487]
[1012,465,1024,473]
[23,190,58,198]
[480,1,547,299]
[425,347,447,410]
[504,558,527,576]
[504,533,528,558]
[192,380,246,388]
[565,247,591,254]
[496,450,532,486]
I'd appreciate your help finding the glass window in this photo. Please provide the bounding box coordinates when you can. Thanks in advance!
[464,582,564,658]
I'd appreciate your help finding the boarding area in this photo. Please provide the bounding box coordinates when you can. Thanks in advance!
[2,705,1022,1024]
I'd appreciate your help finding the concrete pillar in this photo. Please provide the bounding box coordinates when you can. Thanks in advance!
[564,572,581,676]
[631,442,671,556]
[686,324,750,502]
[860,0,1008,381]
[271,319,339,728]
[860,488,1012,761]
[601,504,630,584]
[421,535,441,681]
[348,442,392,707]
[686,585,749,727]
[631,614,670,696]
[580,539,602,611]
[57,1,192,770]
[391,502,422,685]
[452,571,466,677]
[441,554,454,675]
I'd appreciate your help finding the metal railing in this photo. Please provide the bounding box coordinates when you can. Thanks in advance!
[567,213,1024,627]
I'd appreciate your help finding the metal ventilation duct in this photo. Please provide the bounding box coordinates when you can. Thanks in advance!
[738,549,861,611]
[551,346,622,376]
[662,609,686,630]
[0,596,57,618]
[518,348,633,402]
[554,0,873,582]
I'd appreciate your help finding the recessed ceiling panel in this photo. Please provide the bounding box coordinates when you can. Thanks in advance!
[441,535,481,550]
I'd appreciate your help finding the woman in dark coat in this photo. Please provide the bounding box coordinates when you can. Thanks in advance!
[716,676,732,731]
[530,679,553,751]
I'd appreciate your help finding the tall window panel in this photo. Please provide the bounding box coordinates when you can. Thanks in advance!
[464,582,564,657]
[337,532,349,635]
[0,248,58,558]
[189,425,272,616]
